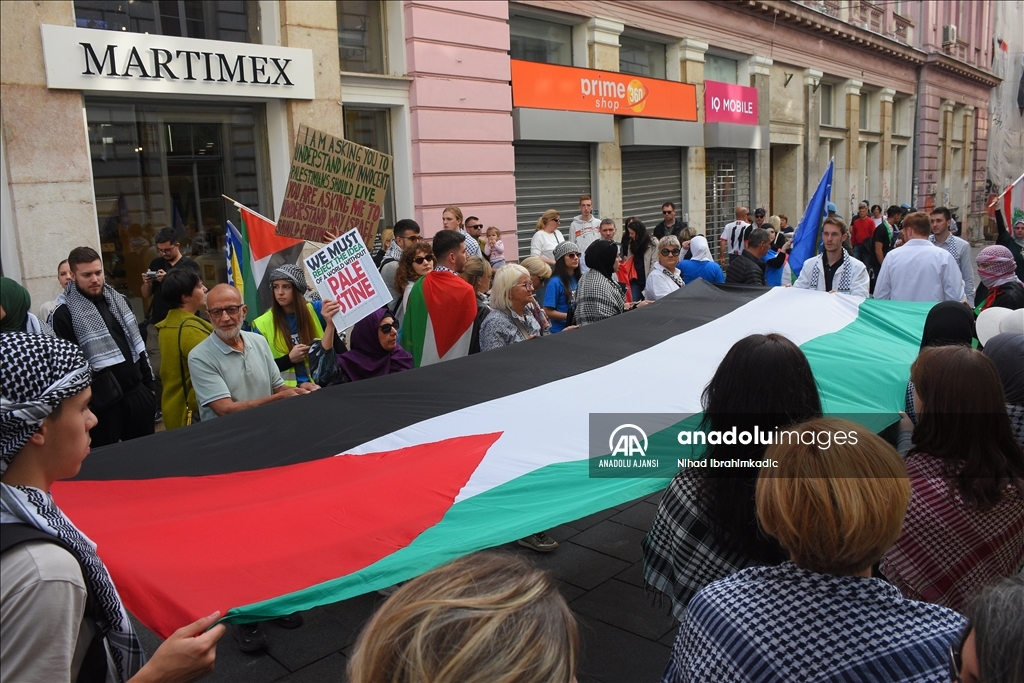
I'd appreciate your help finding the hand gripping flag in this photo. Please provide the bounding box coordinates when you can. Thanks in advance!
[789,158,834,279]
[55,282,935,637]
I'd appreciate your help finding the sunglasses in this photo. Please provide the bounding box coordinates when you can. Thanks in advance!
[380,322,399,334]
[565,253,580,259]
[662,210,674,214]
[660,248,681,256]
[413,255,435,264]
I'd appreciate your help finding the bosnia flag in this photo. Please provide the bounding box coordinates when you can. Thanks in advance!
[56,282,933,637]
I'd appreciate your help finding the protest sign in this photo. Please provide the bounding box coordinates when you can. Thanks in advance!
[304,228,391,331]
[277,124,392,245]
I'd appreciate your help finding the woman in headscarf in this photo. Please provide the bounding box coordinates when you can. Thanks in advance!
[677,235,725,285]
[984,332,1024,449]
[905,301,976,425]
[311,305,412,386]
[575,241,645,326]
[0,277,49,335]
[0,333,224,683]
[974,245,1024,314]
[252,264,325,390]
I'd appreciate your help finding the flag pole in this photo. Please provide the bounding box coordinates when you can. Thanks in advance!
[221,194,277,226]
[986,172,1024,208]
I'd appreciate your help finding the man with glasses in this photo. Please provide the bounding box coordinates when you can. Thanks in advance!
[188,284,309,423]
[140,227,200,417]
[463,216,485,255]
[381,219,421,308]
[653,202,687,240]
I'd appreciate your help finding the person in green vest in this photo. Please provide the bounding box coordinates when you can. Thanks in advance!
[252,265,325,390]
[154,268,212,429]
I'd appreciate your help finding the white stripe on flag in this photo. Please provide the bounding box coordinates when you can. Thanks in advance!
[348,288,863,502]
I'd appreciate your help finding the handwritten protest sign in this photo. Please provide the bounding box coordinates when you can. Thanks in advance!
[277,124,392,245]
[304,228,391,331]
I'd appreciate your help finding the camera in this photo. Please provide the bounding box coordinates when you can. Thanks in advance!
[144,271,159,280]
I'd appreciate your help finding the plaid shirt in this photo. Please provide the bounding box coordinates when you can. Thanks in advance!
[574,269,624,326]
[643,469,763,620]
[663,563,966,683]
[880,453,1024,614]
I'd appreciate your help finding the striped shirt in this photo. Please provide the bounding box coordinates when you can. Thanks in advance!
[664,562,966,683]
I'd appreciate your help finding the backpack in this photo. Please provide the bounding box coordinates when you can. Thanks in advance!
[1,523,110,683]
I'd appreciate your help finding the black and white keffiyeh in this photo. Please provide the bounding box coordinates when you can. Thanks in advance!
[807,250,853,293]
[574,269,625,326]
[0,333,145,681]
[1,333,91,469]
[63,282,146,372]
[0,485,145,681]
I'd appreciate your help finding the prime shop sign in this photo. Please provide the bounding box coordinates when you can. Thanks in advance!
[40,25,315,100]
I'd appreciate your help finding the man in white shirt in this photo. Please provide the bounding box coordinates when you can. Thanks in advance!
[719,206,750,268]
[793,217,870,297]
[570,195,602,273]
[874,212,966,303]
[928,207,974,300]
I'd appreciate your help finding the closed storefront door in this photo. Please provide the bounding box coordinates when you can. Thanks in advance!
[705,149,752,259]
[513,142,592,260]
[621,147,684,228]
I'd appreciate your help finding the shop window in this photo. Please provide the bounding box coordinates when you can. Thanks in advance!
[85,98,271,306]
[509,15,572,65]
[74,0,258,43]
[619,36,666,79]
[820,83,834,126]
[343,107,396,234]
[705,55,738,84]
[338,0,386,74]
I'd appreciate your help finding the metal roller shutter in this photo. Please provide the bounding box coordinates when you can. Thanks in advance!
[513,143,592,260]
[704,150,752,260]
[621,147,684,229]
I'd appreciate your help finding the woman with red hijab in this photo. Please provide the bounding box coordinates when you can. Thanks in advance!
[310,305,413,385]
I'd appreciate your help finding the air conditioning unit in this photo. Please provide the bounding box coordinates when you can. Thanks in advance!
[942,24,958,45]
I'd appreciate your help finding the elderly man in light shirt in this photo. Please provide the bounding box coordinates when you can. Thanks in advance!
[874,212,966,303]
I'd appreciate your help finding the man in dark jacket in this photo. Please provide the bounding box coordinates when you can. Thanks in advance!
[653,202,687,239]
[51,247,156,447]
[726,228,770,286]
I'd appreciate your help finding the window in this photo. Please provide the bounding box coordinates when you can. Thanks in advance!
[892,99,902,135]
[343,107,396,232]
[509,15,571,65]
[74,1,257,42]
[705,55,738,84]
[619,36,666,79]
[820,83,834,126]
[338,0,386,74]
[859,93,869,130]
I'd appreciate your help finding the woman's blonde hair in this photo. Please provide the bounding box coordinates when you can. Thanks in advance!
[461,255,492,292]
[767,215,781,231]
[443,205,464,227]
[519,256,552,281]
[489,264,529,312]
[348,552,579,683]
[380,228,394,247]
[535,209,560,232]
[756,417,910,575]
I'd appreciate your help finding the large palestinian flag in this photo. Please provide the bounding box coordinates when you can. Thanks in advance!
[399,270,478,366]
[55,282,933,637]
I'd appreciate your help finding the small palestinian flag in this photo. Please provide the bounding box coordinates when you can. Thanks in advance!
[399,270,478,366]
[56,282,934,637]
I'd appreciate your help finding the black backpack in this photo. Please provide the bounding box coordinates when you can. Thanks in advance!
[1,523,110,683]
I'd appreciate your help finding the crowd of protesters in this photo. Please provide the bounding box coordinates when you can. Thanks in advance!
[2,190,1024,682]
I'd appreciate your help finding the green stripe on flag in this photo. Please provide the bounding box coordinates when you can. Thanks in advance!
[399,279,428,367]
[237,214,261,324]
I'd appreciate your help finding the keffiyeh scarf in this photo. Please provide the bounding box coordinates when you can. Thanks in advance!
[63,282,146,372]
[807,251,853,292]
[0,333,144,681]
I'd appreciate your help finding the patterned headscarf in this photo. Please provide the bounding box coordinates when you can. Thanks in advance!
[977,245,1019,289]
[269,263,308,291]
[0,332,144,682]
[1,333,91,468]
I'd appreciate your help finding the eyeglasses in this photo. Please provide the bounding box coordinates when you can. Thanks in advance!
[948,642,963,683]
[660,248,681,256]
[662,210,674,214]
[400,234,420,243]
[380,322,399,334]
[413,256,434,264]
[208,305,243,319]
[157,246,177,254]
[515,281,535,290]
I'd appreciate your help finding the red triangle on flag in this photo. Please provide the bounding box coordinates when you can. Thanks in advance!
[240,206,302,261]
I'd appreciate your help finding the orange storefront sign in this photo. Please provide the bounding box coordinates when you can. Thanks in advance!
[511,59,697,122]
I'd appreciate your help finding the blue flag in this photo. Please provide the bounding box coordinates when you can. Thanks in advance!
[789,159,834,279]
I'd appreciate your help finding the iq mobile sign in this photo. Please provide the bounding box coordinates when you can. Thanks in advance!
[704,80,759,125]
[510,60,697,121]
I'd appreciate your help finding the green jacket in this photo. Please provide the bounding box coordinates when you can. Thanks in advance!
[252,302,324,386]
[155,309,213,430]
